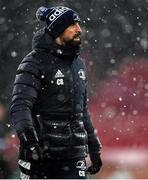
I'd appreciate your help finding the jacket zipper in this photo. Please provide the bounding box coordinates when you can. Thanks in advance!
[69,60,76,146]
[70,61,76,114]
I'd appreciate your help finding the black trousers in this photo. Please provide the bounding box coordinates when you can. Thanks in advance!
[19,158,88,179]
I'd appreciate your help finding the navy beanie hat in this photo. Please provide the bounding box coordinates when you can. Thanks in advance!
[36,6,80,38]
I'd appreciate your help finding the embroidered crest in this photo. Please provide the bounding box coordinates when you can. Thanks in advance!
[78,69,86,80]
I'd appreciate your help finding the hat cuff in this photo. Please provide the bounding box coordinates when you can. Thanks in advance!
[49,21,75,38]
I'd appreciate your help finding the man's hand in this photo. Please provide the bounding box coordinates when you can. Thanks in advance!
[18,128,42,161]
[24,143,42,161]
[88,152,102,174]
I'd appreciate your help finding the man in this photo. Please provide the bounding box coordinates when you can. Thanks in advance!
[10,6,102,179]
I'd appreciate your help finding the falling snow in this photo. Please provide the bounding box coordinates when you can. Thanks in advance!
[1,0,148,178]
[11,51,17,58]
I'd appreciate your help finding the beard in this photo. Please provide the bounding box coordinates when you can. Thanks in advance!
[64,32,81,47]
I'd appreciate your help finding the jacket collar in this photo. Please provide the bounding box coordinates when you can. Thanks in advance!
[32,28,80,60]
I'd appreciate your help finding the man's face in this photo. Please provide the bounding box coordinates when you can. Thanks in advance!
[59,22,82,46]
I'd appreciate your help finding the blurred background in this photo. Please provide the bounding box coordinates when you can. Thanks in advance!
[0,0,148,178]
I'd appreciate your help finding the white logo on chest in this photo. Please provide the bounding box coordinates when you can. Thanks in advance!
[55,69,64,85]
[78,69,86,80]
[56,79,64,85]
[55,70,64,78]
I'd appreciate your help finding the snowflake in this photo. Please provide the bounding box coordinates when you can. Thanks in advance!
[11,51,17,58]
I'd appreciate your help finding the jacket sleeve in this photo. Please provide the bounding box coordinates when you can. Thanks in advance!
[10,55,41,144]
[83,80,102,153]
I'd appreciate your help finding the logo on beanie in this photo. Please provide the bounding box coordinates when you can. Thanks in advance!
[73,13,80,22]
[48,7,69,24]
[36,6,80,38]
[39,6,48,13]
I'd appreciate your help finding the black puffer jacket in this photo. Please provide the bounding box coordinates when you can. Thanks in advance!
[10,28,101,159]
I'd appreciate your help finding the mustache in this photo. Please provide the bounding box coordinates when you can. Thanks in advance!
[73,32,81,39]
